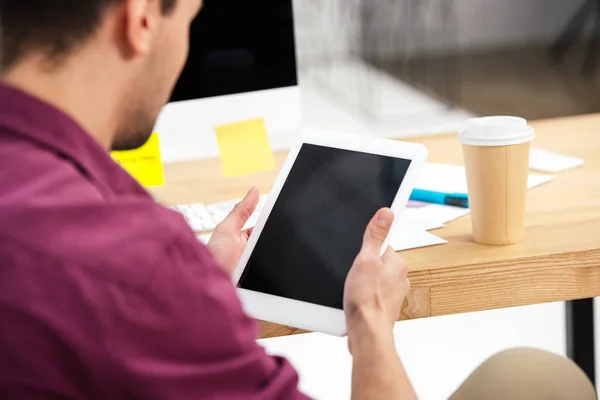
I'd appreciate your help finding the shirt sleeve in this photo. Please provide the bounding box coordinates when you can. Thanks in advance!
[103,232,312,400]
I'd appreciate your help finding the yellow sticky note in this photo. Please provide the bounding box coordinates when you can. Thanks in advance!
[111,133,165,187]
[215,118,276,177]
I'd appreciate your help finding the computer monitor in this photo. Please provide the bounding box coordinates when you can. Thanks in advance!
[155,0,301,162]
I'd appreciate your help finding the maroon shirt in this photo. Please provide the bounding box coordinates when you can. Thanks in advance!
[0,83,309,400]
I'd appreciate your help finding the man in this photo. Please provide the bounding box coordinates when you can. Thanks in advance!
[0,1,595,399]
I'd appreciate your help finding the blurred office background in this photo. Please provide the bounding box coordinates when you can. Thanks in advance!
[294,0,599,131]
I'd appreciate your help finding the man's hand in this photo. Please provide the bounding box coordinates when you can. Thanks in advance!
[207,187,260,276]
[344,208,410,351]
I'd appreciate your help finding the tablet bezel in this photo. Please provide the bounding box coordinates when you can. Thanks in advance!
[232,128,428,336]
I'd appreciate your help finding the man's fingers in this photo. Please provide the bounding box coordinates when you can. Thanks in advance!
[361,208,394,253]
[221,187,260,231]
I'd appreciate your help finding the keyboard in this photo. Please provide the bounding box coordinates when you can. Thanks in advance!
[168,203,217,232]
[170,194,269,233]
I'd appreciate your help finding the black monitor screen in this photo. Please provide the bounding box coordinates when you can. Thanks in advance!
[239,144,412,310]
[170,0,298,103]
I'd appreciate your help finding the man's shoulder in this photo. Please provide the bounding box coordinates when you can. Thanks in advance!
[0,130,105,201]
[0,130,206,277]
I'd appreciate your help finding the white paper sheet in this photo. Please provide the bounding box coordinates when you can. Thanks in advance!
[402,204,471,229]
[527,173,555,189]
[529,148,584,173]
[390,225,447,251]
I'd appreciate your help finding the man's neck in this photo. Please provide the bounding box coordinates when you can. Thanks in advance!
[2,57,119,151]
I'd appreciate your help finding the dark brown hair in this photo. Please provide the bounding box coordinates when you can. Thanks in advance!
[0,0,177,71]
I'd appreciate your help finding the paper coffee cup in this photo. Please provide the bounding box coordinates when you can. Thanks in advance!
[459,116,535,245]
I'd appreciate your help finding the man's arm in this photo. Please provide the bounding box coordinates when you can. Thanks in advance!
[349,316,416,400]
[100,230,310,399]
[344,209,417,400]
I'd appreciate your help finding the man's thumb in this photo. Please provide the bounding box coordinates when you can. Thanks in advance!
[362,208,394,252]
[221,187,259,231]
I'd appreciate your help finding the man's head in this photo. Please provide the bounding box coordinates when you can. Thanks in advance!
[0,0,202,150]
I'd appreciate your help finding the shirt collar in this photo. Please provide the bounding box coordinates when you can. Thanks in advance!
[0,82,149,197]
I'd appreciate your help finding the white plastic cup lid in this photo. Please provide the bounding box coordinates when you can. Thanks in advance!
[458,116,535,146]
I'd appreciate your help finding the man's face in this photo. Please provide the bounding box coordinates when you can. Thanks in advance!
[112,0,202,151]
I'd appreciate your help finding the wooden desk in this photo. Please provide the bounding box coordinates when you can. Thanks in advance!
[152,113,600,339]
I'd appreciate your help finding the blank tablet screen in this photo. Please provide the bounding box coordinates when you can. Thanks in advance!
[239,144,412,310]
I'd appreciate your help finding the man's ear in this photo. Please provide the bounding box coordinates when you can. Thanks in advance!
[123,0,159,57]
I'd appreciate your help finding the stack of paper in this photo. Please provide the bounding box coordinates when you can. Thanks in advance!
[396,163,555,251]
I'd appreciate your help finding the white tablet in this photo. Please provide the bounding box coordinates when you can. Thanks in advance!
[232,129,428,336]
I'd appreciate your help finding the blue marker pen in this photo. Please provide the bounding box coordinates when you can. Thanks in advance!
[410,189,470,208]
